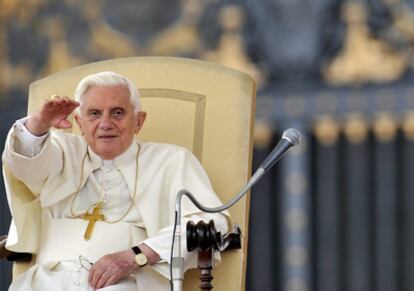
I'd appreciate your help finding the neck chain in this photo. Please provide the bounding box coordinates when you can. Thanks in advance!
[70,144,140,224]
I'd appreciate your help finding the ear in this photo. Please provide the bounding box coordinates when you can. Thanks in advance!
[74,113,84,135]
[135,111,147,134]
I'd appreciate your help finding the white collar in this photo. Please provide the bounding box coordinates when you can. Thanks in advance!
[87,141,139,168]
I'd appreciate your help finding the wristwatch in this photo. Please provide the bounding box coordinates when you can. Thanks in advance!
[132,246,148,267]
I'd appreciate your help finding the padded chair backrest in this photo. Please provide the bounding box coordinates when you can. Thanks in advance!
[25,57,256,290]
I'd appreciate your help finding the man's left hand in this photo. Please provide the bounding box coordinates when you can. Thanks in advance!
[88,249,137,289]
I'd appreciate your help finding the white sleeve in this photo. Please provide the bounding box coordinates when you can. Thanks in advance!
[12,117,49,157]
[142,212,229,278]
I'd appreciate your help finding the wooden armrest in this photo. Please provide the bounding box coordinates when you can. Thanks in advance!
[0,235,11,259]
[0,235,32,262]
[221,224,241,251]
[189,223,242,291]
[187,221,242,252]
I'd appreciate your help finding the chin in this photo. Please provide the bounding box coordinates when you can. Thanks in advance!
[95,148,118,160]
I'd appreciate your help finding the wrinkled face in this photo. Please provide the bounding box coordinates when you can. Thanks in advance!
[75,85,146,160]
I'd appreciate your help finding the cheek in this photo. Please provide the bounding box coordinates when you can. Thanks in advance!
[123,120,140,134]
[83,124,98,138]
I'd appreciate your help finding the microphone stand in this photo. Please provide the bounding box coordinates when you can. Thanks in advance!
[172,169,265,291]
[171,128,301,291]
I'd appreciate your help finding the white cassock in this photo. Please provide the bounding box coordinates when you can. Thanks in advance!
[2,119,229,291]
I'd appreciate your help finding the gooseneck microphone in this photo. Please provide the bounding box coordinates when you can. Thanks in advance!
[171,128,301,291]
[259,128,301,172]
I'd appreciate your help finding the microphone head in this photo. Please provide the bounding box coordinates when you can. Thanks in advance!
[282,128,301,146]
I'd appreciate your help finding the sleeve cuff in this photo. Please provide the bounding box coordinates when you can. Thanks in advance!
[141,213,228,278]
[13,117,49,157]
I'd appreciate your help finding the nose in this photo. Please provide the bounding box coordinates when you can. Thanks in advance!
[99,114,114,130]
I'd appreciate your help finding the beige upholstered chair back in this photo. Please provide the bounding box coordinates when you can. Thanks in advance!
[22,57,256,290]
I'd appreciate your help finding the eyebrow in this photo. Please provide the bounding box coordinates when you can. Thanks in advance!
[86,106,127,112]
[111,107,127,112]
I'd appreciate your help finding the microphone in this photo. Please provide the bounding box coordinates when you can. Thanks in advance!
[171,128,301,291]
[259,128,301,172]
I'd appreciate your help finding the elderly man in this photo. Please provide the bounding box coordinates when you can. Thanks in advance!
[3,71,228,290]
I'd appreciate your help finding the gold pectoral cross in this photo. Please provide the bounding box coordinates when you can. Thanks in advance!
[82,202,105,240]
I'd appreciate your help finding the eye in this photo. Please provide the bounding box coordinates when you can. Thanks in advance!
[112,108,125,118]
[88,110,101,119]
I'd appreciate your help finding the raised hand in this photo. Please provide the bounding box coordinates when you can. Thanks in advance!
[25,96,80,136]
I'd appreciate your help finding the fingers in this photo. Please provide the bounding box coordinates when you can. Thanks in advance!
[105,275,120,288]
[45,95,79,111]
[90,266,110,289]
[39,95,79,130]
[88,251,137,289]
[89,264,104,289]
[89,263,122,289]
[97,273,120,289]
[56,119,73,129]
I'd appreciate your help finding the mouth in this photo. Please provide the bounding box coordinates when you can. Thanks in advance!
[98,135,118,140]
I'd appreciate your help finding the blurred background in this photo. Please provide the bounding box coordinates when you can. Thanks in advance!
[1,0,414,290]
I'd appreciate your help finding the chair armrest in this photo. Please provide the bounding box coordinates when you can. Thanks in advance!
[187,223,243,290]
[0,235,32,262]
[0,235,11,259]
[187,221,242,252]
[221,224,242,251]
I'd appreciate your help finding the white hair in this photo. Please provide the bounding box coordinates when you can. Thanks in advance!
[74,71,141,114]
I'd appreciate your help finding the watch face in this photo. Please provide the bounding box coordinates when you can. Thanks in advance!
[135,253,148,266]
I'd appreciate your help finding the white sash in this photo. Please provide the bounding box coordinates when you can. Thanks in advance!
[11,218,170,290]
[37,218,147,264]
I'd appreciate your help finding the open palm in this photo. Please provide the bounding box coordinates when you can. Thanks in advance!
[25,96,79,136]
[40,97,79,129]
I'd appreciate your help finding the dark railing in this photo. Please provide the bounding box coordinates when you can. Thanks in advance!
[247,82,414,291]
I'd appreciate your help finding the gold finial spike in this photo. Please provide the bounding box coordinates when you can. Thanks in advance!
[314,116,340,146]
[254,119,274,149]
[373,113,398,143]
[344,114,369,144]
